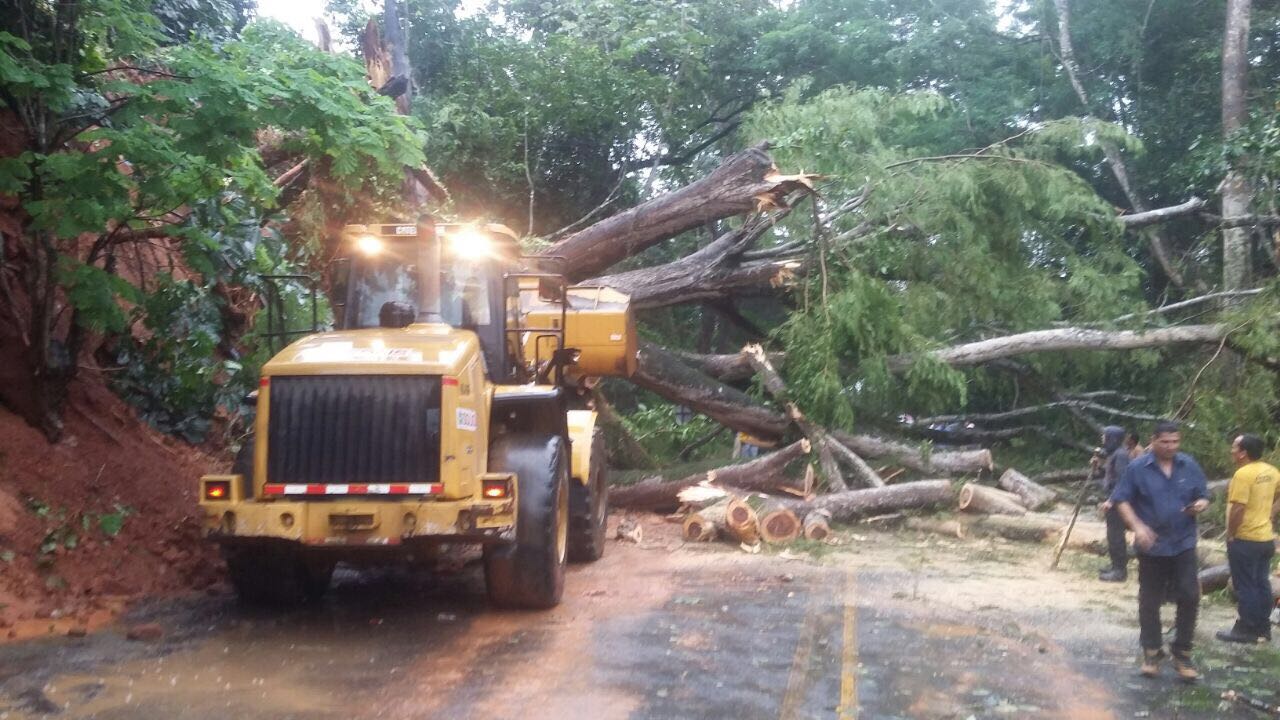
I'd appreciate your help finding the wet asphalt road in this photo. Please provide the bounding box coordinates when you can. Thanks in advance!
[0,527,1273,719]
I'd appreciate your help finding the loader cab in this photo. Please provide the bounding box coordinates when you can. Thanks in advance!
[332,222,563,384]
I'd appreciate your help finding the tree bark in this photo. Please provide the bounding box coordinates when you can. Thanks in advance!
[887,324,1228,372]
[958,483,1027,516]
[1222,0,1253,292]
[998,469,1059,510]
[791,480,954,522]
[1198,563,1232,594]
[608,439,810,511]
[587,213,805,310]
[802,509,833,541]
[632,341,790,442]
[683,499,729,542]
[830,431,993,475]
[1117,197,1206,228]
[1053,0,1195,291]
[543,142,815,279]
[668,348,784,383]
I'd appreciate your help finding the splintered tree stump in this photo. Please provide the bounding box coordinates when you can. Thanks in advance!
[998,469,1058,510]
[958,483,1027,516]
[683,500,730,542]
[725,496,761,545]
[802,509,832,541]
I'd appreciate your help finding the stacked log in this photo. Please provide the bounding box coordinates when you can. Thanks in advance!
[802,509,832,541]
[958,483,1026,516]
[998,469,1058,510]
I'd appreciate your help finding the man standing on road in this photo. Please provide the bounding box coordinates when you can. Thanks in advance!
[1099,426,1132,582]
[1111,420,1210,682]
[1216,433,1277,644]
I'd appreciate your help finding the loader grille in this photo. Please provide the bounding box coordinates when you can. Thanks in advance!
[266,375,441,486]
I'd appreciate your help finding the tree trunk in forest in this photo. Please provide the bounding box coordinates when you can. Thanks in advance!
[998,469,1058,510]
[543,142,815,279]
[957,483,1027,516]
[886,324,1229,372]
[608,439,810,511]
[1052,0,1195,291]
[1222,0,1253,293]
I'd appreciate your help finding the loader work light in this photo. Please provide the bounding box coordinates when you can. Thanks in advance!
[204,480,231,501]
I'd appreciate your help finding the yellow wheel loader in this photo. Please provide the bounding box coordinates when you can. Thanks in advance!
[198,217,636,609]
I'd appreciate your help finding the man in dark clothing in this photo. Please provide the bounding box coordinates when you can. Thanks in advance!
[1111,420,1210,682]
[1098,426,1132,582]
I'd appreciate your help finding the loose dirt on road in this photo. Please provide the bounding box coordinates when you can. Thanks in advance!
[0,512,1275,719]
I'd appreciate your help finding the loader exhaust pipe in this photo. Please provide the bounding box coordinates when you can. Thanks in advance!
[416,213,443,324]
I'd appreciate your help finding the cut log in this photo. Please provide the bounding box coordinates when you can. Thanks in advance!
[791,480,954,522]
[998,469,1058,510]
[831,431,993,475]
[683,499,730,542]
[543,142,815,279]
[972,513,1060,542]
[958,483,1027,516]
[1031,469,1088,485]
[608,439,810,511]
[758,502,802,544]
[802,509,832,541]
[724,496,761,545]
[1199,564,1231,594]
[904,516,968,539]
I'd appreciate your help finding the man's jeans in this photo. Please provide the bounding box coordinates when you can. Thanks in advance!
[1137,549,1200,654]
[1227,539,1276,638]
[1105,505,1128,571]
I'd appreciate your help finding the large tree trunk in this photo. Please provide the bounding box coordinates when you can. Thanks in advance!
[957,483,1027,516]
[1222,0,1253,292]
[998,469,1058,511]
[608,439,810,511]
[790,480,955,522]
[543,143,814,279]
[632,341,791,442]
[887,324,1228,372]
[1052,0,1195,291]
[830,431,993,475]
[588,213,805,310]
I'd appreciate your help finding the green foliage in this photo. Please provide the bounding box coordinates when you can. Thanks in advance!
[621,404,725,463]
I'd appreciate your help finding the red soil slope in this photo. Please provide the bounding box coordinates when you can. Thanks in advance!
[0,372,223,639]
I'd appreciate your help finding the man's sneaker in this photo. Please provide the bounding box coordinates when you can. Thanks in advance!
[1098,568,1127,583]
[1140,648,1165,677]
[1171,652,1199,683]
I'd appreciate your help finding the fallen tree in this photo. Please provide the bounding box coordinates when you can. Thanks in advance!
[608,439,811,511]
[786,480,955,522]
[543,142,815,279]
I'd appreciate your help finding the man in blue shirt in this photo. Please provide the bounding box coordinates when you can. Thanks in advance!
[1111,420,1210,683]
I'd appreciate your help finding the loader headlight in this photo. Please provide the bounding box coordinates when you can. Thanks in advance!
[447,228,491,260]
[355,235,385,256]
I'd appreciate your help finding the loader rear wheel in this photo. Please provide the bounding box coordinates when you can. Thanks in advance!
[483,434,569,609]
[224,546,332,607]
[568,428,608,563]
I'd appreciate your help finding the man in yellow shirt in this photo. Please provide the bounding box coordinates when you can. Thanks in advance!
[1216,434,1278,644]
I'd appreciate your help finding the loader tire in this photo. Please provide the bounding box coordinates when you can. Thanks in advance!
[224,545,332,607]
[567,428,607,563]
[483,434,569,609]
